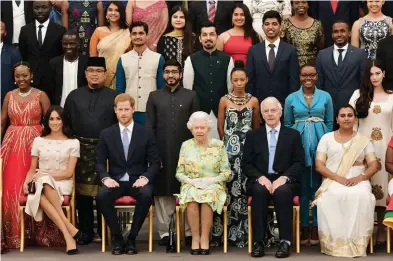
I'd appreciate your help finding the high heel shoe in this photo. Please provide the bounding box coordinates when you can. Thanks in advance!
[66,248,79,255]
[190,248,200,255]
[199,248,210,255]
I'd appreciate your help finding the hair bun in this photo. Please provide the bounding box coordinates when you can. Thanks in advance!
[234,60,245,69]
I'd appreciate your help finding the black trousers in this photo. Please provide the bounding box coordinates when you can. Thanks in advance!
[97,181,153,239]
[76,194,102,238]
[249,175,299,243]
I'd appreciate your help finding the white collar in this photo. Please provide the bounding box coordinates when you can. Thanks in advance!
[334,43,349,51]
[131,47,150,56]
[266,123,281,134]
[119,121,134,133]
[35,19,50,28]
[265,38,280,49]
[0,42,3,51]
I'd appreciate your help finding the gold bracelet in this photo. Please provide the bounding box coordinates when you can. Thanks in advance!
[361,173,367,180]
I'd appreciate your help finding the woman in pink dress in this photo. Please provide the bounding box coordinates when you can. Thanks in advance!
[126,0,168,51]
[217,3,259,65]
[1,62,50,249]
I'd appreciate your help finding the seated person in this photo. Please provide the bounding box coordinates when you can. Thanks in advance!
[314,104,379,257]
[176,111,231,255]
[95,94,160,255]
[383,136,393,230]
[23,106,84,255]
[242,97,305,258]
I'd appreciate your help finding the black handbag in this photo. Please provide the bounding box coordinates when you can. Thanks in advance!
[166,213,177,253]
[27,181,36,194]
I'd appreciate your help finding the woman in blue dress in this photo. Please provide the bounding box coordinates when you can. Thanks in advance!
[284,64,334,246]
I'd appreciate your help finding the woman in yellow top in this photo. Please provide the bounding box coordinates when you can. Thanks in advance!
[176,111,231,255]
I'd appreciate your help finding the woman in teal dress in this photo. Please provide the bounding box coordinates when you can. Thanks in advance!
[176,111,231,255]
[284,64,334,246]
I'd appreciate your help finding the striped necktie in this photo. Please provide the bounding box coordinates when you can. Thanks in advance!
[208,1,216,22]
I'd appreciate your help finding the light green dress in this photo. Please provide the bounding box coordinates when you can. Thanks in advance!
[175,138,231,214]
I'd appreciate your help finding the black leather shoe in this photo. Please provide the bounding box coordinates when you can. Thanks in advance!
[75,231,92,245]
[159,236,169,246]
[199,248,210,255]
[275,241,290,258]
[190,249,200,255]
[111,236,125,255]
[251,241,265,258]
[125,238,138,255]
[66,248,79,255]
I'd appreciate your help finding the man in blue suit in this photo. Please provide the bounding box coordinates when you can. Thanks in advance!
[1,21,22,105]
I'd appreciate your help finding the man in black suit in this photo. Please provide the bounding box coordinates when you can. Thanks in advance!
[96,93,160,255]
[242,97,304,258]
[316,20,367,128]
[246,10,299,106]
[0,0,34,46]
[1,21,22,106]
[310,0,360,47]
[189,0,234,50]
[18,0,66,95]
[49,31,88,106]
[377,35,393,90]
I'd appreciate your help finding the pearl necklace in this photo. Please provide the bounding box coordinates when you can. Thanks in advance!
[303,94,314,99]
[19,87,33,97]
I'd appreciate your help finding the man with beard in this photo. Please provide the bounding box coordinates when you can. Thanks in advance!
[316,20,367,129]
[183,21,233,139]
[116,21,165,125]
[64,57,118,245]
[18,0,66,95]
[49,31,88,106]
[146,59,199,247]
[246,10,299,107]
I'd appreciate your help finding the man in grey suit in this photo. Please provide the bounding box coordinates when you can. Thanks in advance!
[246,10,299,106]
[316,20,367,129]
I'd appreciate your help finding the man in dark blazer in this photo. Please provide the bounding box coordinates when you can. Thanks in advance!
[310,0,360,47]
[242,97,304,258]
[18,0,66,95]
[96,93,160,255]
[316,20,367,128]
[376,35,393,90]
[0,0,34,45]
[246,10,299,106]
[49,31,88,106]
[1,21,22,105]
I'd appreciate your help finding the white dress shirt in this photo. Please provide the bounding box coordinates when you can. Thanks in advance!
[0,42,3,55]
[12,0,26,44]
[265,123,281,148]
[333,43,348,65]
[60,58,79,107]
[265,38,280,58]
[35,19,50,44]
[119,121,134,181]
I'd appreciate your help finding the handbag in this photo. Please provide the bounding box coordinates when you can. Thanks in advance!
[166,212,177,253]
[27,181,36,194]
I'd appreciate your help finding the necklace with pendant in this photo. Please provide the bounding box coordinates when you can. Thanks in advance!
[19,87,33,97]
[304,94,314,99]
[337,130,355,153]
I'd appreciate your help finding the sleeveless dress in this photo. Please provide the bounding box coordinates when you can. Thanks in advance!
[223,34,253,65]
[359,16,392,60]
[1,92,42,248]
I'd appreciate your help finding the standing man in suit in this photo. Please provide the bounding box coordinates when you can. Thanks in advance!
[49,31,88,106]
[242,97,304,258]
[246,10,299,106]
[189,0,235,51]
[316,20,367,128]
[18,0,66,95]
[96,93,160,255]
[310,0,360,47]
[377,35,393,90]
[1,21,22,105]
[0,0,33,46]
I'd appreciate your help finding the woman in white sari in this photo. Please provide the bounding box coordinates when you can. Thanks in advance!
[314,104,379,257]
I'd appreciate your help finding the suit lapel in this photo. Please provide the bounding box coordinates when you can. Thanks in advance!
[327,46,340,87]
[28,23,40,49]
[114,125,126,162]
[77,55,85,86]
[261,41,271,73]
[340,45,353,80]
[310,87,322,109]
[214,1,222,23]
[41,22,54,50]
[260,127,269,168]
[296,88,309,109]
[273,127,286,166]
[127,124,138,161]
[272,41,284,73]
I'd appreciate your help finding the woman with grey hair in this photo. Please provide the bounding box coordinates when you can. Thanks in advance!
[176,111,231,255]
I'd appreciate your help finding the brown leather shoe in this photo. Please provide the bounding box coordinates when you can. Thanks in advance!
[300,227,310,245]
[310,226,319,245]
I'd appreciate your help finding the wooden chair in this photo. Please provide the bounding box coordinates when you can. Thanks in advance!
[247,196,300,254]
[387,196,391,254]
[101,196,154,253]
[19,173,76,252]
[175,199,228,253]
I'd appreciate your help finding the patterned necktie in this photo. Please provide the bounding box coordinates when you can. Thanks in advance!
[337,48,344,66]
[331,0,339,14]
[268,129,277,174]
[122,128,129,159]
[268,44,275,71]
[38,25,44,47]
[208,0,216,22]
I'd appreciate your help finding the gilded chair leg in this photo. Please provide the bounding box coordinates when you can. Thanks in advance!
[149,206,153,253]
[296,207,300,254]
[223,206,228,253]
[20,207,25,252]
[176,206,181,253]
[248,206,252,254]
[108,226,112,248]
[370,231,374,254]
[101,214,106,252]
[181,209,186,247]
[387,227,391,254]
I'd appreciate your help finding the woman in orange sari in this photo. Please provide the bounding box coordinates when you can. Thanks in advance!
[90,1,131,89]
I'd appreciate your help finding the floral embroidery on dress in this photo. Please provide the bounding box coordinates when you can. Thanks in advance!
[372,105,381,114]
[371,127,383,141]
[372,184,384,200]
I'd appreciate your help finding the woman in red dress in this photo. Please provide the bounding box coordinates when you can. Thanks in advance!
[1,62,50,250]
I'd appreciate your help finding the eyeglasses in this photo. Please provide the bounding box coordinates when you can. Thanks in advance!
[86,69,105,73]
[300,74,317,79]
[164,70,180,75]
[262,109,280,114]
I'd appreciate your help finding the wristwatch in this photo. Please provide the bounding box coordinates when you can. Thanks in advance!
[283,176,289,182]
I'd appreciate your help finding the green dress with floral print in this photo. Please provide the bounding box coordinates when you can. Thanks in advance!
[176,138,231,214]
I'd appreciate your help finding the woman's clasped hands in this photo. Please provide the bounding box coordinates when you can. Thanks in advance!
[186,177,218,189]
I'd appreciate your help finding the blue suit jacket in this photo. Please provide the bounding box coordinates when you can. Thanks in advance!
[1,44,22,105]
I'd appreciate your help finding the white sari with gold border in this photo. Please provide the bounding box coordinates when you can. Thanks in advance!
[314,132,376,257]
